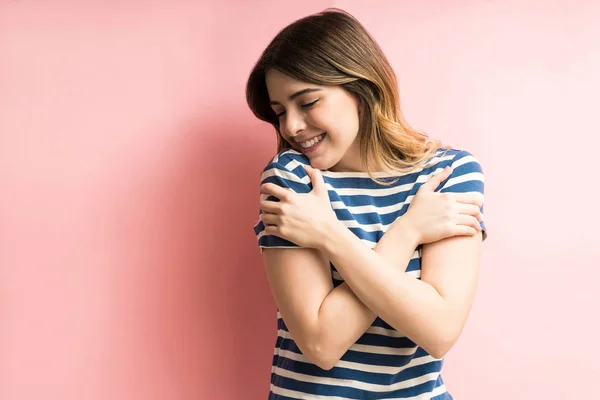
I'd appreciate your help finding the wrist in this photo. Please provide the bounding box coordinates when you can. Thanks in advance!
[321,219,349,255]
[392,217,422,248]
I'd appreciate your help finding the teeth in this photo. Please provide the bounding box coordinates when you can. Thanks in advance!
[300,134,324,149]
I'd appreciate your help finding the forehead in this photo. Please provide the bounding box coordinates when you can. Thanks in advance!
[265,69,323,101]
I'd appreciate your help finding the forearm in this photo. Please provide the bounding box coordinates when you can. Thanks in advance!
[322,221,456,359]
[311,223,418,368]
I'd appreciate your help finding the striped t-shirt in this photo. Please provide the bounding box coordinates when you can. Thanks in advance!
[254,148,486,399]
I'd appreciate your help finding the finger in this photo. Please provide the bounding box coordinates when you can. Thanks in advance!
[447,192,484,208]
[450,225,479,237]
[260,199,281,214]
[456,203,483,222]
[260,183,291,202]
[456,214,482,233]
[261,212,279,226]
[264,224,280,236]
[420,166,452,191]
[303,164,326,196]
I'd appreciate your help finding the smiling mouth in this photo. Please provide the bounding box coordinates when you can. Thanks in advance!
[298,133,326,154]
[298,133,326,149]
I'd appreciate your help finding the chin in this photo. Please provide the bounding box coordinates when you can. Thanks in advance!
[310,157,337,171]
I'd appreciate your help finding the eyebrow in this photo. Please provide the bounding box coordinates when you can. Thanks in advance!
[269,88,322,106]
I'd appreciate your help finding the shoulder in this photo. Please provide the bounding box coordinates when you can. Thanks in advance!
[425,148,483,171]
[426,148,485,194]
[260,149,312,193]
[264,149,310,174]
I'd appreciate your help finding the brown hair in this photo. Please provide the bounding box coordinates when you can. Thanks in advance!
[246,8,441,184]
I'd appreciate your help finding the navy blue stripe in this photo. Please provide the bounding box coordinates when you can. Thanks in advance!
[276,337,423,370]
[261,174,311,195]
[335,189,418,208]
[355,332,417,348]
[276,337,418,368]
[256,221,299,248]
[271,373,441,399]
[274,355,443,386]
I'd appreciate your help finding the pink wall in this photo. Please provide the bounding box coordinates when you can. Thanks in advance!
[0,1,597,399]
[336,1,600,398]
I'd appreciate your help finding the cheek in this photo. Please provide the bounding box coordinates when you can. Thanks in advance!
[336,117,360,143]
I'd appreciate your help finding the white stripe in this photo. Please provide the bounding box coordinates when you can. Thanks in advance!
[270,384,354,400]
[349,343,418,356]
[276,330,417,357]
[271,379,444,400]
[282,151,453,179]
[406,269,421,279]
[429,384,448,398]
[332,198,414,217]
[442,172,485,190]
[329,170,439,197]
[283,158,307,173]
[448,154,479,170]
[272,365,440,393]
[274,348,439,375]
[331,270,342,281]
[365,326,407,338]
[260,168,305,186]
[276,330,414,356]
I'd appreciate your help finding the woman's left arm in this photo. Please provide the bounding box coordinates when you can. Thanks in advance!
[321,223,482,359]
[321,150,486,358]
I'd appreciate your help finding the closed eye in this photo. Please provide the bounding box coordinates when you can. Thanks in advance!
[302,99,319,109]
[275,99,319,118]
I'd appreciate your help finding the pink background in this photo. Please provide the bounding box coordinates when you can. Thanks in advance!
[1,1,598,399]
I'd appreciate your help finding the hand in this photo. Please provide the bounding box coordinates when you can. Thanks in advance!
[259,165,339,249]
[398,166,483,245]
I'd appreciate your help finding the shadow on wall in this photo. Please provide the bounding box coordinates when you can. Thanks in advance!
[105,114,278,399]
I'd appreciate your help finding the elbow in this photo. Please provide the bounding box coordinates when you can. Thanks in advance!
[428,344,451,360]
[426,328,460,359]
[310,352,338,371]
[302,340,340,371]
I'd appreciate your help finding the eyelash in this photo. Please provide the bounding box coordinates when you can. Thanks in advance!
[275,100,319,118]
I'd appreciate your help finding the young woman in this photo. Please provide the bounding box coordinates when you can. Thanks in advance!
[246,9,486,400]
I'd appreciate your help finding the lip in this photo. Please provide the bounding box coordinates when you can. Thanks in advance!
[295,132,326,144]
[299,133,326,154]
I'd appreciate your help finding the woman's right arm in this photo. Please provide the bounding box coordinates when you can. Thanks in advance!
[263,220,417,370]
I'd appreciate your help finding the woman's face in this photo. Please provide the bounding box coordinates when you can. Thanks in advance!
[265,69,363,172]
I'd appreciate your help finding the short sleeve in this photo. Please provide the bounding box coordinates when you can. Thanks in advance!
[437,150,487,240]
[253,151,312,252]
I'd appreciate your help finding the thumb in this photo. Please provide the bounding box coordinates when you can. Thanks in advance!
[303,164,326,195]
[421,166,452,192]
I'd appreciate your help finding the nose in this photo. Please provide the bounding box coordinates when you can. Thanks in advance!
[282,108,307,139]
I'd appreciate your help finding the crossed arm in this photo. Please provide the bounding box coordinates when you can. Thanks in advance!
[263,218,482,370]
